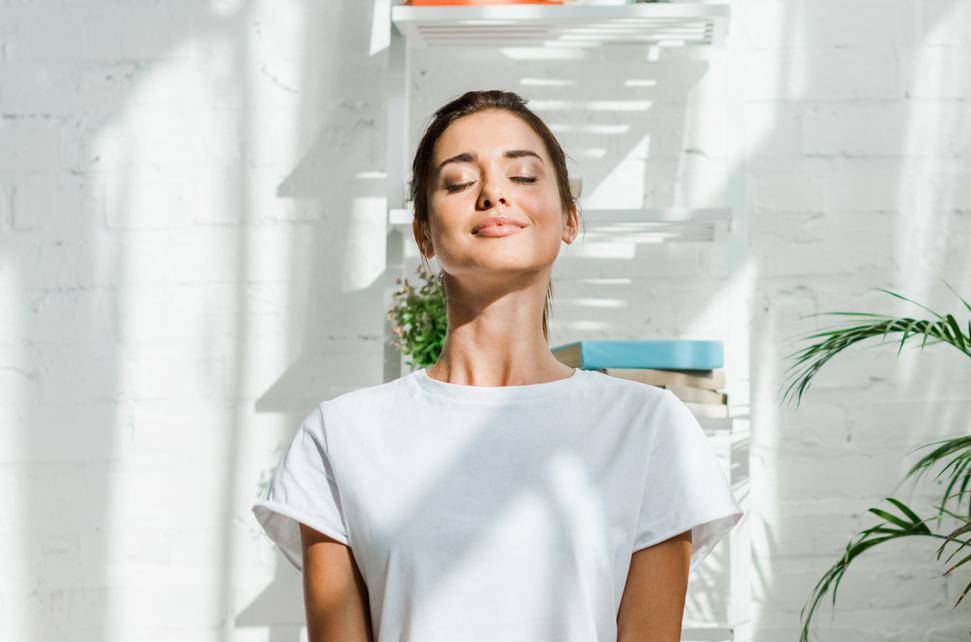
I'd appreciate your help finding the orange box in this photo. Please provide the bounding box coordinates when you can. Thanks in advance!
[406,1,566,5]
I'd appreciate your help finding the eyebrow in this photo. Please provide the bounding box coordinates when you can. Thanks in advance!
[436,149,544,173]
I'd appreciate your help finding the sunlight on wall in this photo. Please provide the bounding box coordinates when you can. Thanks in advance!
[892,5,963,388]
[90,37,237,640]
[674,57,728,208]
[341,196,389,292]
[736,2,803,171]
[677,275,740,342]
[557,277,632,333]
[547,123,631,135]
[519,77,576,87]
[0,266,24,641]
[210,0,246,17]
[499,46,587,61]
[730,3,796,636]
[586,133,650,208]
[563,241,638,261]
[624,78,657,88]
[83,0,308,637]
[530,99,654,112]
[751,262,782,622]
[568,297,628,309]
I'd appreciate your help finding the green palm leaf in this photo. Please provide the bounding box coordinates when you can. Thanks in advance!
[787,279,971,639]
[799,498,965,641]
[779,285,971,407]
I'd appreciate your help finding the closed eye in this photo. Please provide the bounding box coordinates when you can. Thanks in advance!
[445,177,537,193]
[445,182,473,193]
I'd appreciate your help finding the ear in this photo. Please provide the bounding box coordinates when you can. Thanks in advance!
[561,202,579,245]
[412,217,435,260]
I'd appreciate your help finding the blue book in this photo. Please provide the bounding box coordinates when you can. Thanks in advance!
[551,339,723,371]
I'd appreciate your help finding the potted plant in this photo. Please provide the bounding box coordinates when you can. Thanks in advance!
[387,262,448,369]
[780,279,971,641]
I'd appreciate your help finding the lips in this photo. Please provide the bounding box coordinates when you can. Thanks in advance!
[471,215,528,235]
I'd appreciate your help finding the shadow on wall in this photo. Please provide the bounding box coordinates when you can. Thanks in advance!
[13,1,385,641]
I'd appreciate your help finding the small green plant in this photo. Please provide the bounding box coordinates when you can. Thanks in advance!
[779,279,971,641]
[387,262,448,369]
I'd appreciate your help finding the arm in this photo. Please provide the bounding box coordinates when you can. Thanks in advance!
[299,522,374,642]
[616,529,692,642]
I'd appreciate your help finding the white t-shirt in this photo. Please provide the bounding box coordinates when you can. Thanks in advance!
[252,366,743,642]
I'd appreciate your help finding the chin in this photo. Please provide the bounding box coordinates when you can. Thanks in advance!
[479,257,552,274]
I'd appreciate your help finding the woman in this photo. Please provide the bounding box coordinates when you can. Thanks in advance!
[252,90,743,642]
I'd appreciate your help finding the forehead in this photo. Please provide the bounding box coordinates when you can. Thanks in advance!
[432,110,550,165]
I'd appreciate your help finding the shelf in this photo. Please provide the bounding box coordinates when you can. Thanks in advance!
[391,2,730,49]
[389,205,732,242]
[697,416,734,434]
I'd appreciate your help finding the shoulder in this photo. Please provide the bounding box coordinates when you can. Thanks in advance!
[319,369,416,420]
[581,368,669,409]
[297,373,415,448]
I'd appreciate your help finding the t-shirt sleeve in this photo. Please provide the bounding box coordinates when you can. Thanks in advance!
[251,403,349,571]
[632,389,744,573]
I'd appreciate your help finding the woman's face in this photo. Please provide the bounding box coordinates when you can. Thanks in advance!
[415,109,577,285]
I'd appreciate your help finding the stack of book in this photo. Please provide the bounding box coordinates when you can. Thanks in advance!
[551,339,730,428]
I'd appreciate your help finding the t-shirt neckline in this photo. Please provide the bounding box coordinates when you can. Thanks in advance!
[412,366,583,403]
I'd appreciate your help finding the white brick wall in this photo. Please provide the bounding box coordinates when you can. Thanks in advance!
[1,1,969,641]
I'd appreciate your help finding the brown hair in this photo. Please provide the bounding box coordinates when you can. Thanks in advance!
[410,89,584,344]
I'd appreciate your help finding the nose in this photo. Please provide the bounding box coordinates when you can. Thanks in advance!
[477,173,508,210]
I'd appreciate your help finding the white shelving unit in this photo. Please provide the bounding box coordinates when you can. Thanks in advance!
[382,0,736,380]
[392,2,730,48]
[381,4,746,640]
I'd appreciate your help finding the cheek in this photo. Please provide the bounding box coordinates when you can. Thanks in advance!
[528,190,566,229]
[426,197,465,237]
[540,194,566,238]
[524,193,568,253]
